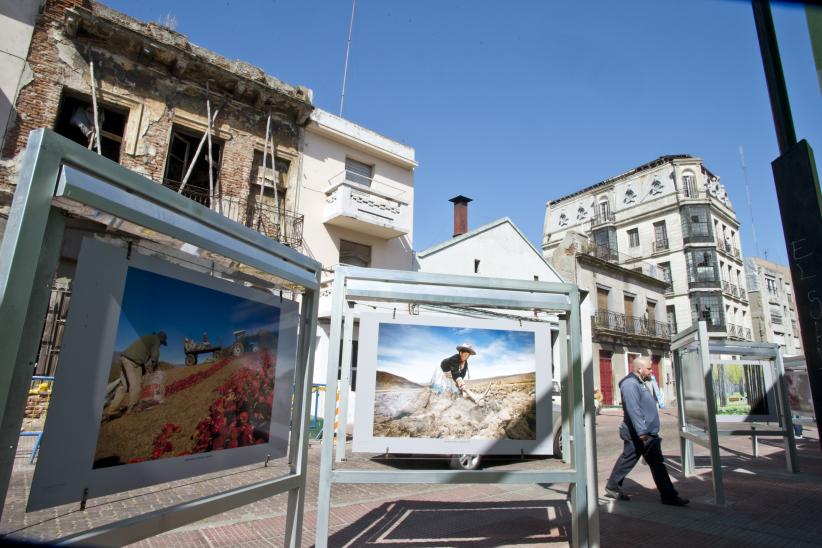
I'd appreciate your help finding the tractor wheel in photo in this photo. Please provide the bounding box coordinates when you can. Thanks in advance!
[185,353,196,366]
[231,342,244,357]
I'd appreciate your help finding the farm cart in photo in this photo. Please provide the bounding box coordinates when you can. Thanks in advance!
[183,335,222,366]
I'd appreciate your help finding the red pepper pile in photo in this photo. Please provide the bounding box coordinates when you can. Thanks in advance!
[128,423,181,463]
[192,350,276,452]
[164,356,231,397]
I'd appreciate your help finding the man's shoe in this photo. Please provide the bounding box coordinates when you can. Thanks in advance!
[661,496,689,506]
[604,487,630,501]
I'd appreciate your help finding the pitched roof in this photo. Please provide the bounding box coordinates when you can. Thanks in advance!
[416,217,564,281]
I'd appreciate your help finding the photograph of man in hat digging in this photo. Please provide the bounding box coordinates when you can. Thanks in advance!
[439,343,489,405]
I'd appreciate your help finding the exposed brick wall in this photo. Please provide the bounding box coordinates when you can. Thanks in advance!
[1,0,89,163]
[1,0,303,223]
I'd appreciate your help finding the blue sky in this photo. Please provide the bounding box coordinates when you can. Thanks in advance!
[115,267,280,364]
[104,0,821,265]
[377,323,535,383]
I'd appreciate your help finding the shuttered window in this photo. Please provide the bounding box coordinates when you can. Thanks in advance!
[345,157,373,186]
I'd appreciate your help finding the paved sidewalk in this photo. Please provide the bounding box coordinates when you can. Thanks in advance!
[3,408,821,546]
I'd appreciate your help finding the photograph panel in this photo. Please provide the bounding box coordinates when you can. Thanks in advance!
[353,312,553,456]
[373,323,537,441]
[93,266,282,468]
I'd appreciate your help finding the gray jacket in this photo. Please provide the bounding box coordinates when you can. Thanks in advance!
[618,373,660,439]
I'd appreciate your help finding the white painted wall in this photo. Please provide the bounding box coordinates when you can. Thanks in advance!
[417,220,562,282]
[300,109,415,272]
[0,1,43,149]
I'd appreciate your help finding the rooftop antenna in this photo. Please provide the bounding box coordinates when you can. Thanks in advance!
[739,145,761,258]
[339,0,356,117]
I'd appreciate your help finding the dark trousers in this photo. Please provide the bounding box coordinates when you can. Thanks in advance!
[606,435,678,500]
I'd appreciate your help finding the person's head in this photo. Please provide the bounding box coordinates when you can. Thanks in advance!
[632,356,653,381]
[157,331,168,346]
[456,343,476,361]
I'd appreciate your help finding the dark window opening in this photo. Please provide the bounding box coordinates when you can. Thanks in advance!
[340,239,371,267]
[54,93,127,163]
[163,126,223,207]
[247,150,289,230]
[474,259,480,273]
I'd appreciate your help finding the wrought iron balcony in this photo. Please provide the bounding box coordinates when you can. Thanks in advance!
[726,323,751,341]
[580,243,668,283]
[592,310,671,340]
[652,238,669,253]
[716,238,741,259]
[590,211,615,228]
[162,181,303,248]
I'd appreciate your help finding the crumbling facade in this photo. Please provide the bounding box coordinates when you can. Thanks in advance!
[1,0,313,247]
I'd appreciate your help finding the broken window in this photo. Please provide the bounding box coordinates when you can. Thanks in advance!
[247,150,290,238]
[54,93,127,163]
[163,126,222,207]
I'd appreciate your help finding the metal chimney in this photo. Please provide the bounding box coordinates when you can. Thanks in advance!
[449,195,472,237]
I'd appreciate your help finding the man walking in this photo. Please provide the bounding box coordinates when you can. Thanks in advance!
[104,331,167,419]
[604,355,689,506]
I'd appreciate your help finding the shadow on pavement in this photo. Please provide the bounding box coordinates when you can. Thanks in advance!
[325,499,571,547]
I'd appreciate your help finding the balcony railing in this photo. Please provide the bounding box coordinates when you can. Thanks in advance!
[652,238,669,253]
[580,243,668,283]
[716,238,741,259]
[162,181,303,248]
[590,211,615,228]
[593,310,671,340]
[726,323,752,341]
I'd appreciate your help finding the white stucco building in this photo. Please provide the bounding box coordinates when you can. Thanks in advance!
[746,257,803,356]
[299,109,416,411]
[542,155,752,344]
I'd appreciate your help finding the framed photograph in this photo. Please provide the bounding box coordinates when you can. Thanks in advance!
[711,360,777,423]
[677,343,709,431]
[352,312,553,455]
[28,238,298,512]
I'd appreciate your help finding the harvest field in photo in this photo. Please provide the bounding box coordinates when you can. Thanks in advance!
[92,266,281,468]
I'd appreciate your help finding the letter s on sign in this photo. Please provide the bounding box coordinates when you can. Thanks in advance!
[810,290,822,321]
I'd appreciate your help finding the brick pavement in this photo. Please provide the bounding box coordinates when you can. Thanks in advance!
[2,409,821,546]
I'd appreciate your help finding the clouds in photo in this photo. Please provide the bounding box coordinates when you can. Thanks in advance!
[376,323,536,384]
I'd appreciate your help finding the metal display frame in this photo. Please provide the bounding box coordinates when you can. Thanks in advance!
[314,266,598,548]
[673,321,798,506]
[0,129,322,546]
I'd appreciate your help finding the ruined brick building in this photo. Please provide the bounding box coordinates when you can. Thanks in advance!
[1,0,314,248]
[0,0,417,377]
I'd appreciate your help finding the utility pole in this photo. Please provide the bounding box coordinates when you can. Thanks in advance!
[752,0,822,449]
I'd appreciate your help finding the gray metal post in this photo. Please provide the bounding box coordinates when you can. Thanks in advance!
[315,273,346,546]
[0,131,64,521]
[335,300,355,461]
[559,320,570,464]
[568,288,589,548]
[672,329,694,477]
[773,351,799,473]
[285,286,320,547]
[698,322,725,505]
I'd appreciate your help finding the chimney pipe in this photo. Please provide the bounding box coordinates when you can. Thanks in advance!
[449,195,472,237]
